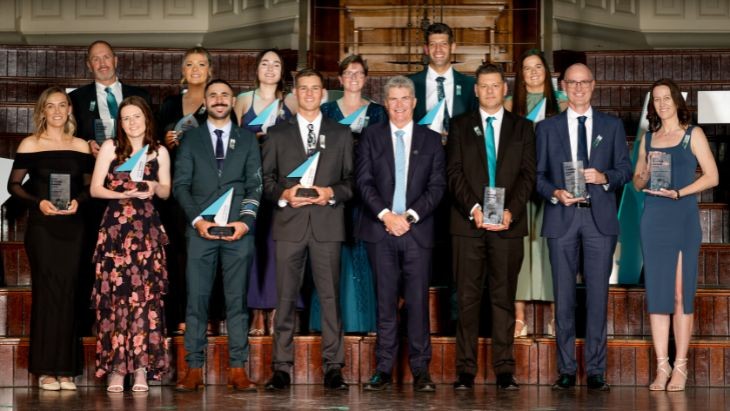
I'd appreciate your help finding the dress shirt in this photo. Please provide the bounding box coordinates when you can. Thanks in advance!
[426,66,454,118]
[191,120,233,227]
[94,80,123,124]
[470,106,505,217]
[296,112,323,152]
[377,121,420,222]
[566,106,594,162]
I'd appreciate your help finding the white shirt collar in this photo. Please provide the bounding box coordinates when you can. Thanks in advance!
[567,106,593,120]
[479,106,505,124]
[207,120,232,136]
[95,80,121,93]
[427,66,454,82]
[390,121,414,137]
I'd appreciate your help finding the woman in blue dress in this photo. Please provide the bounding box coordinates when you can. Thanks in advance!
[634,78,718,391]
[311,55,386,333]
[233,48,297,336]
[505,49,567,338]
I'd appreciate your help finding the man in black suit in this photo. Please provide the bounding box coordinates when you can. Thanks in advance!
[69,40,151,156]
[447,64,536,390]
[262,69,353,391]
[409,22,476,137]
[536,63,631,391]
[173,79,262,392]
[357,76,447,392]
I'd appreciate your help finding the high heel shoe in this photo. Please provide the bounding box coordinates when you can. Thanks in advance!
[514,320,528,338]
[649,357,672,391]
[132,368,149,392]
[39,375,60,391]
[547,318,556,337]
[107,372,125,393]
[667,358,688,391]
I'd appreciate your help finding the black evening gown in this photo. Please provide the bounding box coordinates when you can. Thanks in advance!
[8,150,93,376]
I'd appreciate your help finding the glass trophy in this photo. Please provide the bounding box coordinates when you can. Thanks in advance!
[563,160,587,199]
[482,186,505,226]
[49,173,71,210]
[93,119,115,145]
[173,114,199,141]
[649,151,672,191]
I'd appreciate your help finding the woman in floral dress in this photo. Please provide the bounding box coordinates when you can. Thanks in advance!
[90,96,171,392]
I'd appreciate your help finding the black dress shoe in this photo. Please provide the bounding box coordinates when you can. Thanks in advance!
[496,373,519,390]
[587,375,610,391]
[551,373,576,390]
[264,370,291,390]
[453,373,474,390]
[324,369,348,390]
[413,370,436,392]
[363,371,391,391]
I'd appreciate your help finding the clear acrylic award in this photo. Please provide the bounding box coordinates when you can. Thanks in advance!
[482,186,505,226]
[649,151,672,191]
[563,160,587,199]
[49,173,71,210]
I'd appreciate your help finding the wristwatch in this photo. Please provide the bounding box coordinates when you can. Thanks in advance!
[406,213,416,224]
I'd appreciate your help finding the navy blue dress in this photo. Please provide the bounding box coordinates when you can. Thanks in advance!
[640,127,702,314]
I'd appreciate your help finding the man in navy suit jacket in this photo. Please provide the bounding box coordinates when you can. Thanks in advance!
[357,76,446,392]
[536,63,632,391]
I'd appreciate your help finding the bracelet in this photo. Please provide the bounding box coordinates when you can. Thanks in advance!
[674,189,681,200]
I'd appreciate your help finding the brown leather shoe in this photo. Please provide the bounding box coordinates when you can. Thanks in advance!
[175,368,204,392]
[227,367,257,391]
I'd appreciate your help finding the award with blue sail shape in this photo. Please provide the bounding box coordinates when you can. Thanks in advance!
[248,99,280,133]
[116,145,149,190]
[339,104,369,133]
[200,187,234,236]
[287,152,320,198]
[417,99,445,134]
[526,97,546,123]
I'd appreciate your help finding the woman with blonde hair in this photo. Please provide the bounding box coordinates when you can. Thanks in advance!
[8,86,93,390]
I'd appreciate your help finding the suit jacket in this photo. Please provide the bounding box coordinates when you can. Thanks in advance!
[536,109,632,238]
[447,109,536,238]
[355,122,447,248]
[262,116,354,243]
[172,122,262,230]
[409,68,477,122]
[69,82,151,141]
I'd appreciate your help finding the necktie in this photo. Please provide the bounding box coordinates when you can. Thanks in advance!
[577,115,589,165]
[485,117,497,187]
[436,76,450,133]
[214,129,225,171]
[392,130,406,214]
[307,123,316,155]
[105,87,118,137]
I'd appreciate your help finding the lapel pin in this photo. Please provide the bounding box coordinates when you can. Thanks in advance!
[89,101,96,111]
[593,135,603,148]
[473,126,483,137]
[229,139,236,150]
[319,134,326,149]
[456,84,462,96]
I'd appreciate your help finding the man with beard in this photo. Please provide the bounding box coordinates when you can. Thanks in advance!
[174,79,263,391]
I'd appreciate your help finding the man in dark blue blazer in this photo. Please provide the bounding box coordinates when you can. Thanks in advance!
[174,79,262,392]
[447,64,535,391]
[409,22,477,137]
[536,63,632,391]
[357,76,446,392]
[69,40,151,157]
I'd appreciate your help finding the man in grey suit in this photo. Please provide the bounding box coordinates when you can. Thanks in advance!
[536,63,632,391]
[262,69,354,390]
[174,79,262,392]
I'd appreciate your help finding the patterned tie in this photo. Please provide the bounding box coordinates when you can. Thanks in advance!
[392,130,406,214]
[436,76,450,133]
[577,115,589,165]
[105,87,118,137]
[307,123,316,155]
[485,117,497,187]
[214,129,225,171]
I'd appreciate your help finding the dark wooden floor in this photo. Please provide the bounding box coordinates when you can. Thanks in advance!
[2,385,728,411]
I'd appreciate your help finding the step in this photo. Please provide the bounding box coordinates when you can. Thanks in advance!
[2,335,729,387]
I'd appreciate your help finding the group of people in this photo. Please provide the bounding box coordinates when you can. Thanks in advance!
[9,21,718,395]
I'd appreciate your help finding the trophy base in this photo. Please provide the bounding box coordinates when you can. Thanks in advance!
[295,188,319,198]
[51,200,70,211]
[208,226,234,237]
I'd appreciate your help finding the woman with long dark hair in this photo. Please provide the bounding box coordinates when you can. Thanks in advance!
[634,78,717,391]
[90,96,171,392]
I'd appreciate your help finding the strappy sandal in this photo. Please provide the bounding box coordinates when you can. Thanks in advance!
[514,319,528,338]
[131,368,149,392]
[39,375,60,391]
[649,357,672,391]
[107,372,125,393]
[667,358,688,391]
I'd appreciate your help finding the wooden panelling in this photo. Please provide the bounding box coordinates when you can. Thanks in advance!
[0,288,31,337]
[1,242,30,287]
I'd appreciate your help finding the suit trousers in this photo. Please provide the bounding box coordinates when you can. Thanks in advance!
[273,222,344,373]
[367,234,432,374]
[453,234,523,376]
[184,231,254,368]
[548,208,616,377]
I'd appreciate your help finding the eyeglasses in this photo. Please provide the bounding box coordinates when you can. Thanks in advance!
[564,80,594,88]
[342,71,365,78]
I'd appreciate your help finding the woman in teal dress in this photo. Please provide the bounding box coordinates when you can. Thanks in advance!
[634,78,717,391]
[505,49,567,338]
[311,55,386,333]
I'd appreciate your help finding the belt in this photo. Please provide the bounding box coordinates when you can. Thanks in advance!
[576,202,591,208]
